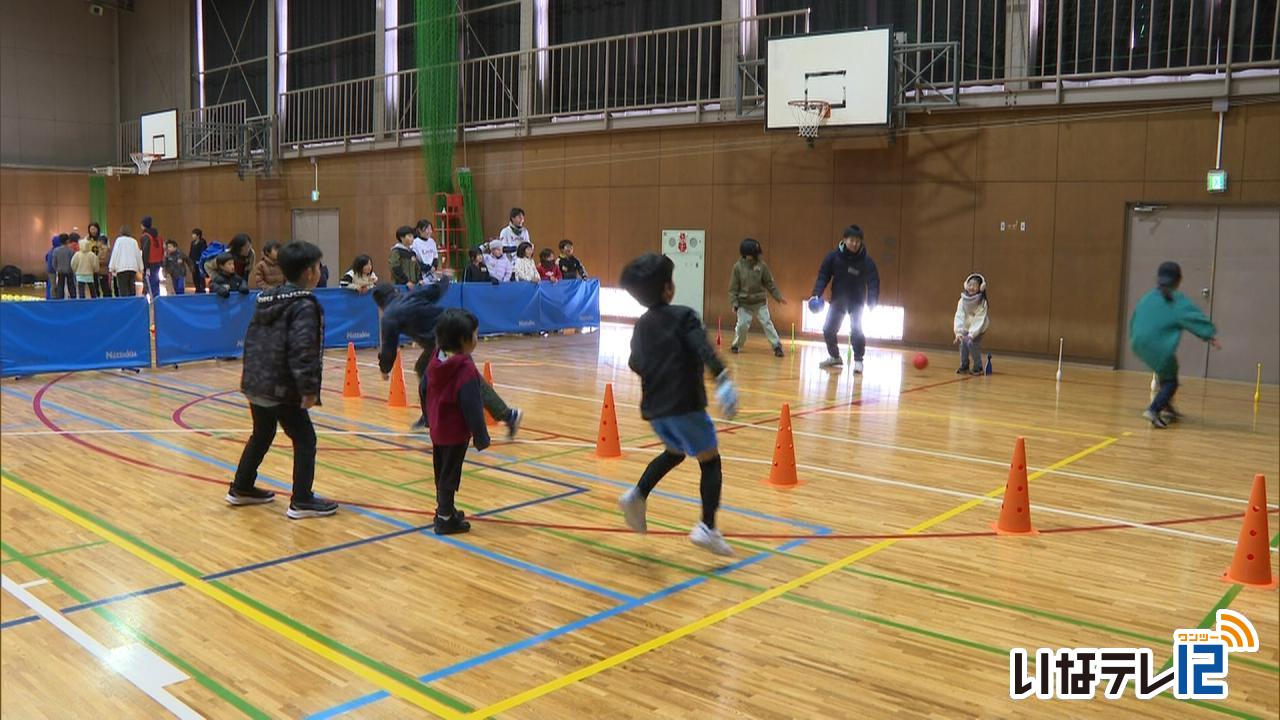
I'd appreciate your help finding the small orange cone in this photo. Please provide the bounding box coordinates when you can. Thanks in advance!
[765,403,799,488]
[482,361,498,426]
[992,437,1038,535]
[342,342,362,398]
[386,349,407,408]
[595,383,622,458]
[1222,474,1278,589]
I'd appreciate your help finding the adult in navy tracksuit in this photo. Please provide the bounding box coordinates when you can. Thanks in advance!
[809,225,880,373]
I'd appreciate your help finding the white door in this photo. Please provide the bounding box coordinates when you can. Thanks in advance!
[661,229,705,318]
[292,209,341,275]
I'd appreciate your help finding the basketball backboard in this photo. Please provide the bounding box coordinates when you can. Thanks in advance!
[766,28,892,132]
[140,109,179,160]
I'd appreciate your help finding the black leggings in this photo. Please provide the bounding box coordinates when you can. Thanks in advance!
[432,443,468,517]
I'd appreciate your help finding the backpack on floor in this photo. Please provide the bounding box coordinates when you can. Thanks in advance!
[0,265,21,287]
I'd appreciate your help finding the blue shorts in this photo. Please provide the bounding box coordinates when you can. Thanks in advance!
[649,411,718,456]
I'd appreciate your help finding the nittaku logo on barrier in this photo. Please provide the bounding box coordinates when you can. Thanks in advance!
[346,331,370,340]
[518,320,537,328]
[1010,610,1259,701]
[105,350,139,360]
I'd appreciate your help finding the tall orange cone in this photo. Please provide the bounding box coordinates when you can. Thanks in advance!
[992,436,1038,535]
[765,403,799,488]
[342,342,362,398]
[482,362,498,426]
[386,349,407,408]
[1222,474,1277,589]
[595,383,622,458]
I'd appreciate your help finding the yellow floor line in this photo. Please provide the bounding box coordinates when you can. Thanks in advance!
[834,407,1114,439]
[0,476,466,720]
[463,434,1122,719]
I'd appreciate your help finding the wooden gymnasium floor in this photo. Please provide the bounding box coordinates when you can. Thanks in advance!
[1,323,1277,719]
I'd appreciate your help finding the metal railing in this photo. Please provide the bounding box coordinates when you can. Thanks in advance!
[914,0,1280,89]
[116,100,247,166]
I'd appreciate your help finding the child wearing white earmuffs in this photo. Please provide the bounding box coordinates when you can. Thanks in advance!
[954,272,989,375]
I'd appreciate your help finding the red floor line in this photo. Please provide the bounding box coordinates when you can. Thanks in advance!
[25,373,1260,542]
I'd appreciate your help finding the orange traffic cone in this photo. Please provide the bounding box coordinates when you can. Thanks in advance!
[595,383,622,458]
[482,362,498,426]
[386,349,407,408]
[1222,474,1278,589]
[342,342,362,398]
[765,403,799,488]
[992,437,1038,535]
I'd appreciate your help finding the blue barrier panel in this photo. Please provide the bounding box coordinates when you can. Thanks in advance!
[154,292,256,364]
[1,297,152,376]
[538,279,600,330]
[455,282,542,335]
[313,288,379,349]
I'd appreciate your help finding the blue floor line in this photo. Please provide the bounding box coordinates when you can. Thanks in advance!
[306,537,813,720]
[1,386,635,604]
[0,488,589,631]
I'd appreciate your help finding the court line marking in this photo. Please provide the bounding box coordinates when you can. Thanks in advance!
[0,470,471,719]
[9,384,637,604]
[0,539,109,566]
[461,436,1121,718]
[2,573,202,720]
[18,578,49,589]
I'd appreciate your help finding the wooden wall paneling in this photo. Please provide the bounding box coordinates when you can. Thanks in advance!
[609,130,661,187]
[1143,108,1245,182]
[659,127,715,186]
[480,190,525,241]
[562,134,612,188]
[712,124,772,185]
[1241,102,1280,181]
[831,183,903,306]
[899,182,976,343]
[770,133,834,185]
[1048,181,1142,362]
[971,181,1057,354]
[606,186,660,285]
[1056,115,1147,181]
[477,140,525,190]
[522,137,566,189]
[764,183,832,334]
[1241,181,1280,203]
[976,114,1059,182]
[562,187,610,281]
[517,188,567,249]
[831,136,903,183]
[902,119,978,183]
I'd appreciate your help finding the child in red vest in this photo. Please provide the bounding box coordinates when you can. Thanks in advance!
[426,308,492,535]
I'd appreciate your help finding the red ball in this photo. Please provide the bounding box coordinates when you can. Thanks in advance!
[912,353,928,370]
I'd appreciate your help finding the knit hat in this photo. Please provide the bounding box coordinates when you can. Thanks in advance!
[141,216,153,229]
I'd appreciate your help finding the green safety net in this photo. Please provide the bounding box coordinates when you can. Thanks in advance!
[88,176,108,235]
[415,0,458,201]
[455,168,483,249]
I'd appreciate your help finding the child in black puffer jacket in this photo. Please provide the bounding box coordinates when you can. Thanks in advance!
[210,253,250,298]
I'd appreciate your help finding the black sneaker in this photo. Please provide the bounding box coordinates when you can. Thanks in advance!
[225,486,276,506]
[773,345,784,358]
[505,408,522,441]
[730,345,740,354]
[956,365,970,374]
[434,510,471,535]
[287,496,339,519]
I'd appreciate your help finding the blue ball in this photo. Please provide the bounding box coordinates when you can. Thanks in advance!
[807,296,824,314]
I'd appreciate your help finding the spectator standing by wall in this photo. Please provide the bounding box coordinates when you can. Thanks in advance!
[109,226,144,296]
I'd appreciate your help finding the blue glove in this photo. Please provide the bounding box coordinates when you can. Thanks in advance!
[715,372,739,420]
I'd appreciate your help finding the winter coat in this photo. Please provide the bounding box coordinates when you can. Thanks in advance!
[108,235,145,274]
[389,243,422,285]
[1129,289,1217,378]
[339,268,379,291]
[164,250,189,280]
[811,243,880,308]
[512,256,540,283]
[71,249,100,278]
[729,257,783,309]
[51,245,76,274]
[629,303,726,421]
[427,350,490,449]
[377,280,450,375]
[250,255,285,289]
[240,284,325,406]
[211,269,250,298]
[954,293,990,337]
[558,255,587,280]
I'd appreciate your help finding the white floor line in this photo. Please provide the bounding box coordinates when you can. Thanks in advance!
[1,574,201,719]
[504,439,1237,545]
[1,428,423,438]
[18,578,49,589]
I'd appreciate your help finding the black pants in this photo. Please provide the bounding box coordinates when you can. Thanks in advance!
[414,344,510,425]
[233,403,317,501]
[77,281,98,299]
[96,274,112,298]
[53,272,76,299]
[823,300,866,361]
[433,443,468,517]
[115,271,138,297]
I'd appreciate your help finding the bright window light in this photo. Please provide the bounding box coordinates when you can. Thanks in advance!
[801,303,904,341]
[600,286,646,319]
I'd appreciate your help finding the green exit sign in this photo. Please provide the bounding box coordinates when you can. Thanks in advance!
[1206,169,1227,193]
[310,189,320,202]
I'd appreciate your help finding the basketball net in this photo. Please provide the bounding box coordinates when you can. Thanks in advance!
[787,100,830,139]
[130,152,161,176]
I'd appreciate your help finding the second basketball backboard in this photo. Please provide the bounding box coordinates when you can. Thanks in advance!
[140,109,179,160]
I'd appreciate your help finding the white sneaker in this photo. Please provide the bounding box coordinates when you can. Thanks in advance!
[818,356,843,370]
[618,488,647,533]
[689,522,734,556]
[853,360,864,374]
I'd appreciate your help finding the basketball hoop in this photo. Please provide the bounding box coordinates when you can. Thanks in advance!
[130,152,161,176]
[788,100,831,140]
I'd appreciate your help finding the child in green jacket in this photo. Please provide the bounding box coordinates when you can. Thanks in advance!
[728,238,786,357]
[1129,261,1220,428]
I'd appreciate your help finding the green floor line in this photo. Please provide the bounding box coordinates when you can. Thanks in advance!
[0,539,108,566]
[0,537,271,720]
[2,467,474,714]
